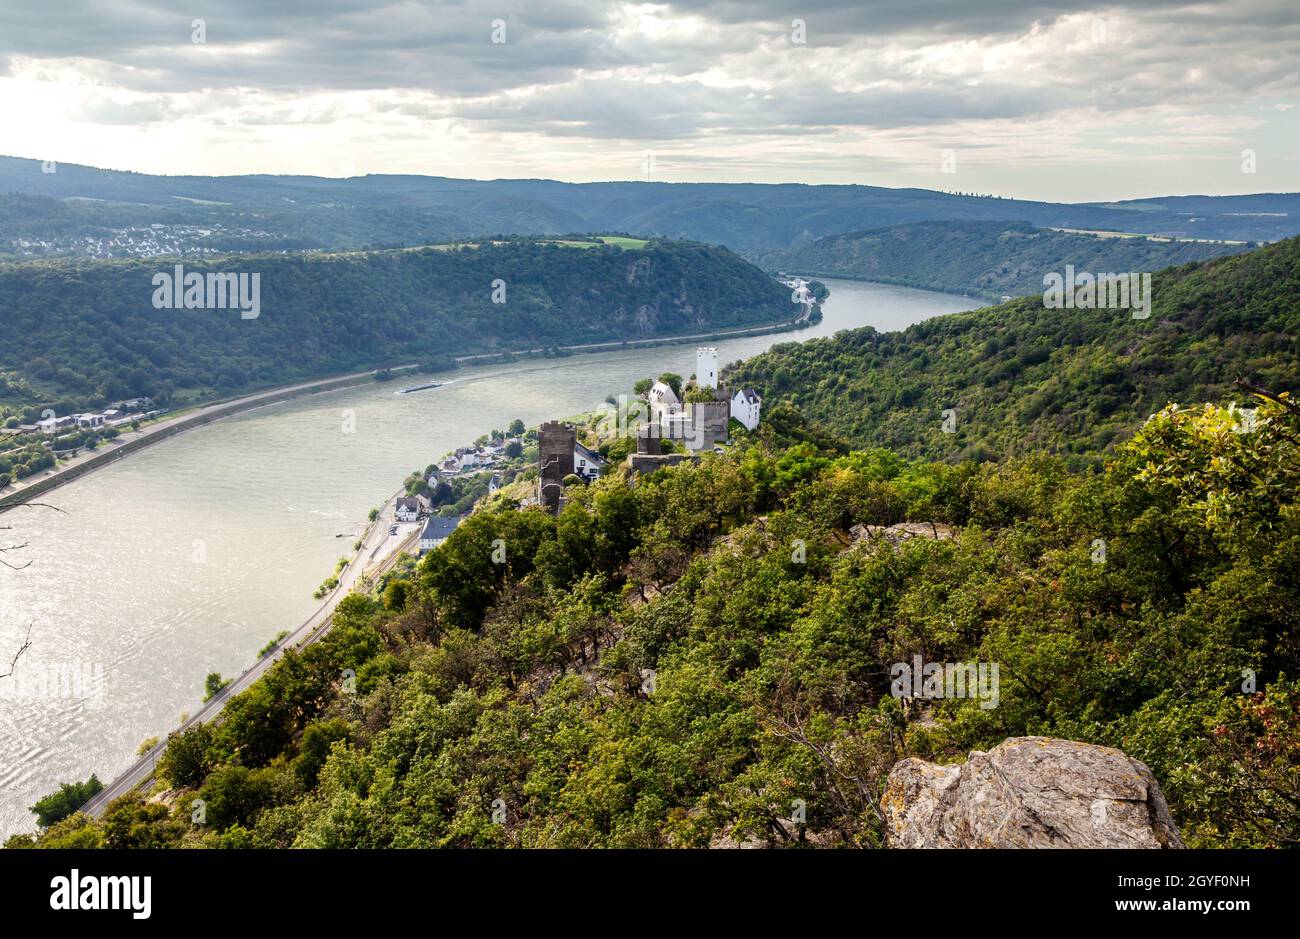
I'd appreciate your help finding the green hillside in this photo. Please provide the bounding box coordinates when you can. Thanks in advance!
[14,392,1298,849]
[729,237,1300,467]
[753,220,1252,299]
[10,220,1298,853]
[3,157,1297,259]
[0,238,792,412]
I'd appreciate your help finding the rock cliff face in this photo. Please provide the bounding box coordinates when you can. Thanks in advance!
[883,736,1184,848]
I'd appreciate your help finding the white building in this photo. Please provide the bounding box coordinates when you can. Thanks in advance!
[37,415,76,434]
[395,497,421,522]
[574,442,608,482]
[418,516,461,555]
[647,380,681,417]
[696,347,718,391]
[731,388,762,431]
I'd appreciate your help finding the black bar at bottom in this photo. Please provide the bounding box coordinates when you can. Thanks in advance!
[0,848,1284,925]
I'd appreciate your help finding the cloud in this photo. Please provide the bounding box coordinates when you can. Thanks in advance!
[0,0,1294,197]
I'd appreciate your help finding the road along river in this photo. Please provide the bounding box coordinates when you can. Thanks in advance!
[0,279,979,837]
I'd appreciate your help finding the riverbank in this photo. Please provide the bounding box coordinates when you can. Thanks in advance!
[1,278,976,838]
[782,269,1003,302]
[0,365,423,514]
[451,312,812,366]
[78,486,417,818]
[0,314,808,514]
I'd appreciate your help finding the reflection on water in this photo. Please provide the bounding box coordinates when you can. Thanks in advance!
[0,278,979,836]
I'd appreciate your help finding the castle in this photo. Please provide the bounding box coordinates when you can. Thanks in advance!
[539,348,763,510]
[638,347,761,456]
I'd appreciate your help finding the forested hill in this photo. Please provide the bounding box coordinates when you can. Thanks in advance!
[16,385,1298,849]
[0,238,793,409]
[752,220,1252,299]
[728,236,1300,467]
[3,156,1297,259]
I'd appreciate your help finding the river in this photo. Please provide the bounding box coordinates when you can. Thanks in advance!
[0,278,979,837]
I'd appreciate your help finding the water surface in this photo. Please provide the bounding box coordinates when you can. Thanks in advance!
[0,278,980,836]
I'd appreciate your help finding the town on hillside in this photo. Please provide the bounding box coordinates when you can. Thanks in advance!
[7,223,281,260]
[536,346,762,513]
[398,347,763,555]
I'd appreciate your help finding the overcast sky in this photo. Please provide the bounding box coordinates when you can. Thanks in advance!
[0,1,1295,200]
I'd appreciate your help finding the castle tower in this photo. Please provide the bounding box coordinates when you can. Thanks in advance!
[537,421,576,514]
[696,346,718,391]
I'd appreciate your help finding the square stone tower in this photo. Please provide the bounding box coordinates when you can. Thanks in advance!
[688,400,730,451]
[537,421,576,514]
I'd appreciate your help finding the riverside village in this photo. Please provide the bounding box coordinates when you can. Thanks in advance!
[400,347,762,556]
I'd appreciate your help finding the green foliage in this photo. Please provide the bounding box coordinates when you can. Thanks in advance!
[602,436,636,463]
[293,718,355,789]
[157,724,216,788]
[755,220,1250,299]
[731,237,1300,468]
[29,775,102,828]
[258,631,289,657]
[198,766,287,831]
[100,797,185,848]
[657,373,683,398]
[429,472,494,515]
[203,672,231,701]
[0,240,789,406]
[419,507,557,631]
[383,578,411,611]
[19,812,103,848]
[24,396,1298,849]
[0,439,57,481]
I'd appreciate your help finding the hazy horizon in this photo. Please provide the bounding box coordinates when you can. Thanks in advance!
[4,153,1296,206]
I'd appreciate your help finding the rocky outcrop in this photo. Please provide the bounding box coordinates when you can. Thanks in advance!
[850,521,955,549]
[882,736,1184,848]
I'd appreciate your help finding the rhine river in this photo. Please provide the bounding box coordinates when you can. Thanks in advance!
[0,278,979,836]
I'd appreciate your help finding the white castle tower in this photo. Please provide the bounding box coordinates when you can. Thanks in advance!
[696,346,719,391]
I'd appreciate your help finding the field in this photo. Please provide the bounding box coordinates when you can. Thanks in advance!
[540,235,650,250]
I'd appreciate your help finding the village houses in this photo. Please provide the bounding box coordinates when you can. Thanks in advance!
[418,515,462,555]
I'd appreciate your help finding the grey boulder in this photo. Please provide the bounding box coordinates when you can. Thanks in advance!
[882,736,1184,848]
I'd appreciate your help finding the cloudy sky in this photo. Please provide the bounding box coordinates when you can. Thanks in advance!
[0,0,1295,200]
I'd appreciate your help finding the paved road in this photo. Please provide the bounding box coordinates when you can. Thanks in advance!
[79,490,418,818]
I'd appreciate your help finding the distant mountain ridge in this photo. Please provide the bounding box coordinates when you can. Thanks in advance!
[753,220,1253,299]
[2,156,1296,260]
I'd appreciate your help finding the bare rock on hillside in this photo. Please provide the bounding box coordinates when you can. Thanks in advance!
[882,736,1184,848]
[850,521,955,549]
